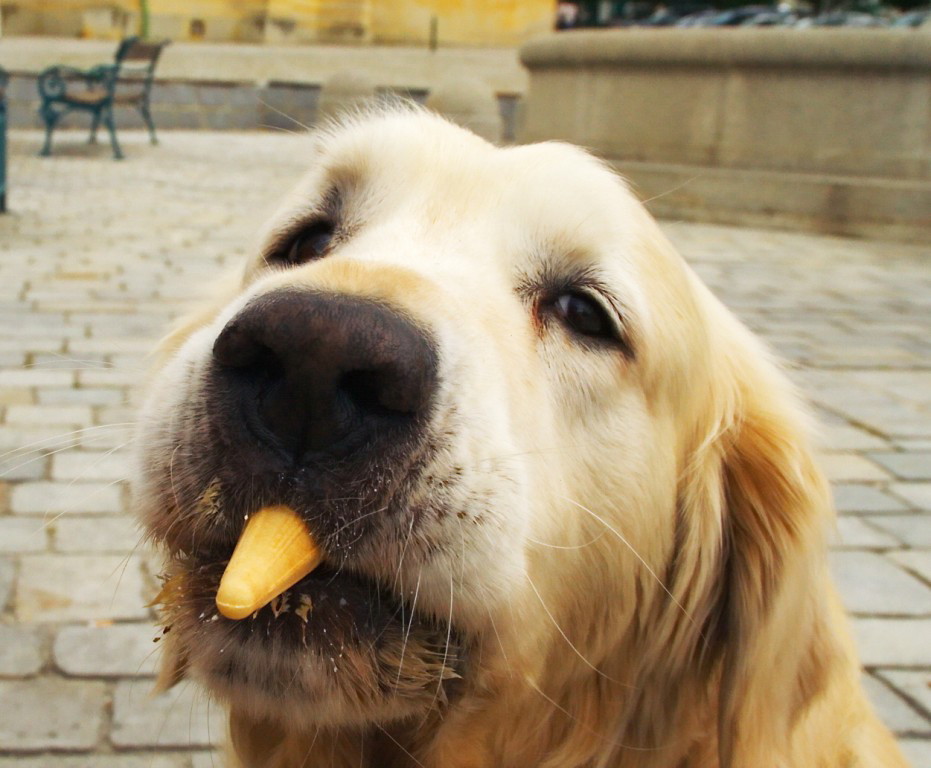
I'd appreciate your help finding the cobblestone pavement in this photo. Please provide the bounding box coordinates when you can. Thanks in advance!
[0,130,929,767]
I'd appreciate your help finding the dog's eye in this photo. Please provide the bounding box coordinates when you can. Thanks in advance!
[279,221,335,266]
[553,292,615,340]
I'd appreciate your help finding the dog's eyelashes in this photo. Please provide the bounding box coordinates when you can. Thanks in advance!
[276,220,336,266]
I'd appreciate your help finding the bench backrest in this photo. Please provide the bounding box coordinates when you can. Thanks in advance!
[113,36,169,91]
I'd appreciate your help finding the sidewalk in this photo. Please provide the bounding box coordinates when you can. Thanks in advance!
[0,129,929,766]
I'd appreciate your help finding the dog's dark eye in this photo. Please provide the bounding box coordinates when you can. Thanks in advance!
[553,292,615,339]
[279,221,335,266]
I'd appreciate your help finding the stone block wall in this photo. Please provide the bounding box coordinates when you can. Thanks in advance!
[520,29,931,242]
[2,75,314,132]
[2,72,519,139]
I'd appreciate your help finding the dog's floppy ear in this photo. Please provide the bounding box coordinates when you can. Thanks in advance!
[707,327,840,766]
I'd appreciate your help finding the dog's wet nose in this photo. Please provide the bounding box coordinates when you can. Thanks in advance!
[212,289,437,457]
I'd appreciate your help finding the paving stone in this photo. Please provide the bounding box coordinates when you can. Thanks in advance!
[51,450,133,482]
[0,757,188,768]
[0,369,75,388]
[832,484,909,515]
[69,338,158,355]
[31,353,108,369]
[822,423,890,452]
[0,557,14,612]
[868,516,931,548]
[862,674,930,735]
[52,515,142,553]
[111,679,226,749]
[819,453,891,483]
[0,453,48,482]
[77,369,143,388]
[0,426,78,452]
[93,400,134,420]
[79,425,136,450]
[870,452,931,481]
[54,623,159,677]
[891,483,931,512]
[15,554,149,623]
[0,517,48,553]
[889,550,931,585]
[4,404,94,427]
[0,625,45,677]
[831,552,931,616]
[38,387,126,406]
[877,670,931,719]
[896,439,931,452]
[191,753,224,768]
[899,739,931,767]
[830,517,900,549]
[0,339,64,355]
[11,481,123,515]
[853,619,931,666]
[0,679,106,750]
[0,389,34,406]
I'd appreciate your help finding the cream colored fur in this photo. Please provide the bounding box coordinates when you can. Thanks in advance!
[136,108,909,768]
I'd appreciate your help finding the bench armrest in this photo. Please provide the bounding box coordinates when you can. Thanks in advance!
[38,64,118,100]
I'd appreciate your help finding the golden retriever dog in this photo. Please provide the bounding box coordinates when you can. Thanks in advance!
[134,107,909,768]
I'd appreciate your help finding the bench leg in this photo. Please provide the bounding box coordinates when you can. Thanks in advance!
[140,103,158,146]
[39,106,58,157]
[103,107,124,160]
[89,111,102,144]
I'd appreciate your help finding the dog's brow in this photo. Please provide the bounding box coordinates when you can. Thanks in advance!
[517,259,636,358]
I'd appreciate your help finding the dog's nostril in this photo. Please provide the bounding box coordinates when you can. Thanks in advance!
[339,369,416,418]
[340,370,387,415]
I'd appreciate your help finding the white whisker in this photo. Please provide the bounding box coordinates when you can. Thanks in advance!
[527,529,607,550]
[559,495,705,642]
[373,722,427,768]
[524,570,630,687]
[256,97,312,132]
[394,568,422,688]
[0,422,135,462]
[525,677,662,753]
[428,570,455,710]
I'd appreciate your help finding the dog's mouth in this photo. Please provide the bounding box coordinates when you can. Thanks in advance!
[151,484,466,725]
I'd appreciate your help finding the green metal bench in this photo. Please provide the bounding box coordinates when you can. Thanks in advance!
[38,36,169,160]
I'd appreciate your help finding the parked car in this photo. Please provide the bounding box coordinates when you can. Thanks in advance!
[797,11,888,27]
[741,9,797,25]
[890,9,931,27]
[677,5,777,26]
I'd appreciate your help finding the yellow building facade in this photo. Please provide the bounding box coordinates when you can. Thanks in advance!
[0,0,554,45]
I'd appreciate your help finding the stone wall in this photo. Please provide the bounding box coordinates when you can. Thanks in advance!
[2,74,520,140]
[0,36,524,137]
[3,74,321,132]
[520,29,931,242]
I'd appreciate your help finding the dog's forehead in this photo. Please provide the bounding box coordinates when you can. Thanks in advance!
[305,113,649,267]
[320,114,634,219]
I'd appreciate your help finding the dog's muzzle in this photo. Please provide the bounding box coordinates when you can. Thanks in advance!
[185,288,440,617]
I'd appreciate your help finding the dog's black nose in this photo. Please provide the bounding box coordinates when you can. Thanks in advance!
[212,289,437,457]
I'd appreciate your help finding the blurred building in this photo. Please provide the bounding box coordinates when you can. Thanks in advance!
[0,0,554,45]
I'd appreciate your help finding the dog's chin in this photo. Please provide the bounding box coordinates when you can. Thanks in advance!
[156,554,465,730]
